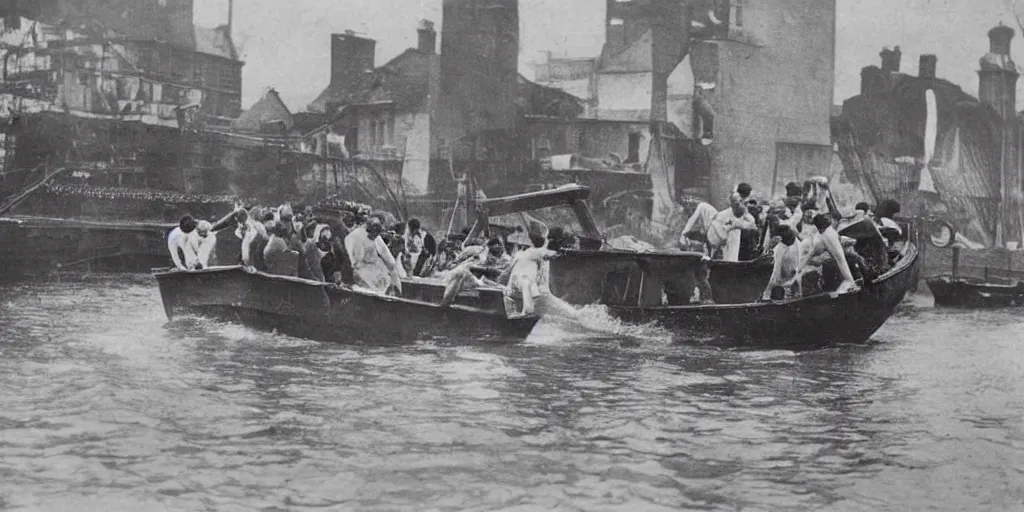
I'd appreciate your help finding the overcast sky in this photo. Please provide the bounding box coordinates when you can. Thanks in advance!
[194,0,1024,112]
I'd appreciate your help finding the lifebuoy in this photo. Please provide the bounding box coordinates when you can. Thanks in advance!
[927,218,957,249]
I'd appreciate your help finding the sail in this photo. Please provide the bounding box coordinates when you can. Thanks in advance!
[918,89,937,193]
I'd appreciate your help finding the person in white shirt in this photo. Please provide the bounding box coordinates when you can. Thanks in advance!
[504,233,559,316]
[167,215,198,270]
[679,201,718,254]
[345,216,402,295]
[192,220,214,270]
[707,193,758,262]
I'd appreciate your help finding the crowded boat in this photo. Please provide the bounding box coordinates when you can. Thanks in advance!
[165,176,908,315]
[164,200,569,317]
[676,178,908,303]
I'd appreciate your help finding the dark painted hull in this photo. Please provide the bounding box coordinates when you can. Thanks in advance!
[926,276,1024,308]
[0,216,171,279]
[154,267,539,344]
[560,245,921,349]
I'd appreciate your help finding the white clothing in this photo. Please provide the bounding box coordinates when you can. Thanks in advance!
[680,202,718,246]
[345,226,402,293]
[505,247,556,299]
[879,217,903,235]
[708,208,756,262]
[167,227,191,270]
[193,231,215,269]
[240,219,266,266]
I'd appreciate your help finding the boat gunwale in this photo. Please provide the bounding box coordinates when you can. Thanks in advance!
[153,265,526,318]
[606,241,920,313]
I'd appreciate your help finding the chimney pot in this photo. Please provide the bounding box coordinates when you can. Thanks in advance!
[417,19,437,54]
[880,46,902,73]
[919,54,937,79]
[989,24,1016,55]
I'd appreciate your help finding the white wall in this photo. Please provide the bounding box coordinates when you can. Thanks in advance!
[597,72,652,113]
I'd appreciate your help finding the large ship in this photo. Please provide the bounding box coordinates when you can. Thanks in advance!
[0,1,299,277]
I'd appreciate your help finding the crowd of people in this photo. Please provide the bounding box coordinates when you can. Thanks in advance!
[678,180,906,302]
[166,203,569,317]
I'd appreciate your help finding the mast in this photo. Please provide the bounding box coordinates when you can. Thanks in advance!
[227,0,234,41]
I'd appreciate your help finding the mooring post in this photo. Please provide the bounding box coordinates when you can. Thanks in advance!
[951,246,960,279]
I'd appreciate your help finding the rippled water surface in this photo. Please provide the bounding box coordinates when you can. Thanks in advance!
[1,275,1023,511]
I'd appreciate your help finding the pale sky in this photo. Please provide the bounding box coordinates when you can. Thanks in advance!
[194,0,1024,112]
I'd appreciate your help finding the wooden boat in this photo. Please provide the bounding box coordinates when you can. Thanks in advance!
[923,223,1024,308]
[609,242,920,349]
[154,266,539,344]
[468,185,921,348]
[926,275,1024,308]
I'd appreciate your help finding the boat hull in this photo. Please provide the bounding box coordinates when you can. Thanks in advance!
[926,276,1024,308]
[154,267,539,344]
[562,245,921,349]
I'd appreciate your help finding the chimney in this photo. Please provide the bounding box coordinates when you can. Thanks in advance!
[880,46,902,72]
[979,23,1018,121]
[989,23,1014,55]
[330,32,376,87]
[417,19,436,54]
[861,66,886,95]
[919,54,937,79]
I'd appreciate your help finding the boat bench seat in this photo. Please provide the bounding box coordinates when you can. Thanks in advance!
[401,279,507,313]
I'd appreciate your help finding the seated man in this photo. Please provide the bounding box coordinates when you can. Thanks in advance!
[263,221,299,277]
[761,225,803,301]
[440,242,489,306]
[707,193,759,261]
[477,238,512,282]
[346,216,403,295]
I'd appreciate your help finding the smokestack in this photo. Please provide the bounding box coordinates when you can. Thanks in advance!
[227,0,233,42]
[417,20,436,54]
[880,46,901,73]
[438,0,519,141]
[919,54,937,79]
[979,24,1018,120]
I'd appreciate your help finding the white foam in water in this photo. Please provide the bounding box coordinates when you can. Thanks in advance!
[526,294,672,346]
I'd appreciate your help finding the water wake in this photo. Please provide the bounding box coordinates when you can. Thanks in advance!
[527,294,671,346]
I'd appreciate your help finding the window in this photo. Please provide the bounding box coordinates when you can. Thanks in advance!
[369,119,378,149]
[386,114,395,145]
[609,18,624,26]
[731,0,745,28]
[627,132,641,163]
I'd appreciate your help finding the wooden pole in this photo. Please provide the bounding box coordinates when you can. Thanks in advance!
[951,246,960,279]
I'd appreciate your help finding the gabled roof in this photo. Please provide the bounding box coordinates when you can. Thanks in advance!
[517,74,585,118]
[232,89,294,134]
[598,29,653,73]
[308,48,438,114]
[194,25,239,61]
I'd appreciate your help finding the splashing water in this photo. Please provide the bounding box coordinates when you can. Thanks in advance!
[528,293,671,346]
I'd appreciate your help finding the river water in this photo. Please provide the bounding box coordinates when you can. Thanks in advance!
[0,275,1022,511]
